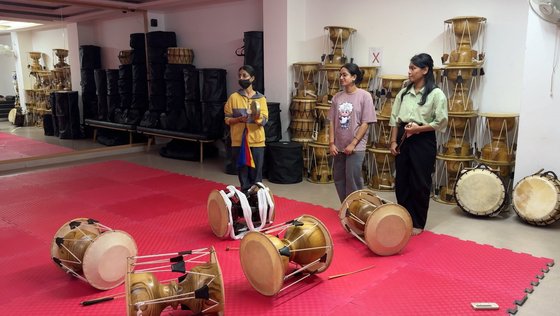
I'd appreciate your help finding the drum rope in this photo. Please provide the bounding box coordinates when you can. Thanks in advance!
[284,257,322,280]
[288,246,331,253]
[280,271,314,293]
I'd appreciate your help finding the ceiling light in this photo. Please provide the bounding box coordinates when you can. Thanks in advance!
[0,20,42,31]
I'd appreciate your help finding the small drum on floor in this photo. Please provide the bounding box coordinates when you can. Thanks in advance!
[307,142,333,183]
[512,170,560,226]
[125,247,224,316]
[454,164,507,216]
[50,218,138,290]
[239,215,333,296]
[339,189,412,256]
[207,183,275,239]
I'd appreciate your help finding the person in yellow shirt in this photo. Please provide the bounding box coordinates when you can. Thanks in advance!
[389,53,448,235]
[224,65,268,192]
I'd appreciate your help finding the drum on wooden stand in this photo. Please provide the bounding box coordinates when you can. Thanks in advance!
[366,147,395,191]
[289,118,315,141]
[322,26,356,66]
[454,164,507,216]
[293,62,320,99]
[290,98,315,120]
[358,66,379,91]
[476,113,518,163]
[442,16,486,66]
[50,218,138,290]
[339,189,412,256]
[370,116,392,148]
[239,215,333,296]
[443,66,482,114]
[307,142,333,183]
[433,155,473,204]
[207,183,275,239]
[125,247,224,316]
[439,113,477,157]
[376,74,407,118]
[318,64,341,103]
[513,170,560,226]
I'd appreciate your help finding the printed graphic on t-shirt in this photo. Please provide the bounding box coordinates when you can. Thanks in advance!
[338,102,353,129]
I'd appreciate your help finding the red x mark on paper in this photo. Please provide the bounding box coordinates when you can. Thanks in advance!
[372,52,381,64]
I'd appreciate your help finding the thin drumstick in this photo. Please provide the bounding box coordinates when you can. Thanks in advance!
[225,246,239,251]
[80,293,126,306]
[328,265,375,280]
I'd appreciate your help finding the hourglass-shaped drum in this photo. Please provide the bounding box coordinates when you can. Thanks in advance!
[308,143,333,183]
[28,51,43,72]
[439,114,477,157]
[240,215,333,296]
[340,189,412,256]
[366,148,395,191]
[377,75,407,118]
[318,64,341,103]
[53,48,69,68]
[443,16,486,66]
[358,66,379,91]
[476,113,518,164]
[370,116,391,148]
[51,218,138,290]
[443,66,482,114]
[433,155,473,204]
[125,247,224,315]
[323,26,356,66]
[293,62,320,99]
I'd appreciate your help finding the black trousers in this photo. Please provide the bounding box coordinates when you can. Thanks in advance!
[395,125,436,229]
[232,146,265,192]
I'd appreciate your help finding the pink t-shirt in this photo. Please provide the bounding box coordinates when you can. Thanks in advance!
[329,88,376,151]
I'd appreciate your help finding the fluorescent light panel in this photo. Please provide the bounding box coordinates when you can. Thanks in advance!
[0,20,42,31]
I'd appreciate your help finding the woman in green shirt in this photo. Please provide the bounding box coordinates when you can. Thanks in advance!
[389,53,448,235]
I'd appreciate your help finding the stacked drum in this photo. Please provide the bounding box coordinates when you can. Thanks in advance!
[288,26,359,184]
[366,74,406,191]
[433,16,486,206]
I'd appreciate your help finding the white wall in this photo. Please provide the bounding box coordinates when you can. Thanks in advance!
[86,12,146,69]
[0,34,16,96]
[515,10,560,183]
[164,0,263,96]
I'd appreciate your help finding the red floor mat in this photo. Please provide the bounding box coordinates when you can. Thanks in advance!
[0,132,73,160]
[0,160,553,315]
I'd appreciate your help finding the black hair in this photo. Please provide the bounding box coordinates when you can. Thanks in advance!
[401,53,436,106]
[341,63,363,85]
[239,65,256,78]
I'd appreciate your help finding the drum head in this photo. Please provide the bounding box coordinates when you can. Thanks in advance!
[207,190,230,238]
[455,168,506,216]
[50,218,100,266]
[82,230,137,290]
[239,231,285,296]
[8,108,16,124]
[513,175,560,225]
[208,247,226,314]
[364,204,412,256]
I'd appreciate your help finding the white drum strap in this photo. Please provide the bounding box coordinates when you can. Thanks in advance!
[254,189,268,231]
[228,186,256,234]
[255,182,275,223]
[217,189,235,239]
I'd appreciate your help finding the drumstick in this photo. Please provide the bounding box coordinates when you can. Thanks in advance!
[328,265,375,280]
[225,246,239,251]
[80,293,126,306]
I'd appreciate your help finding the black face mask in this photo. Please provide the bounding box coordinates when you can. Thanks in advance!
[239,79,252,89]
